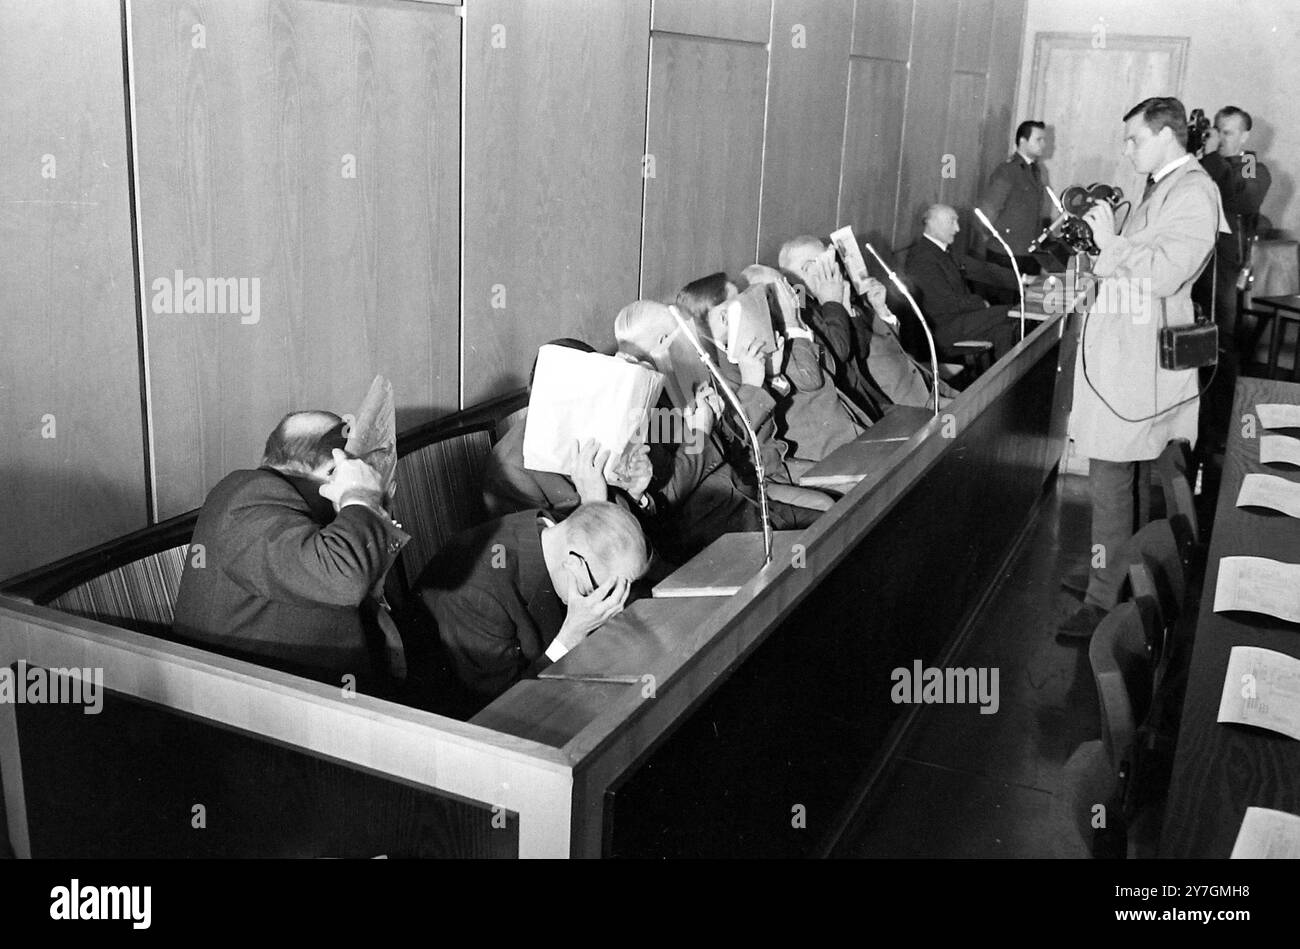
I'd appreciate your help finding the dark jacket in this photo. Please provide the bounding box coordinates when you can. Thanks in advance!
[414,511,566,702]
[1200,151,1271,266]
[904,235,1018,318]
[979,153,1047,255]
[173,467,409,687]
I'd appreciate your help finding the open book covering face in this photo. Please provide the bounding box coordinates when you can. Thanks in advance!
[522,346,665,481]
[702,285,775,366]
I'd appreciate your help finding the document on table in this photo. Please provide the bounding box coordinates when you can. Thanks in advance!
[1217,645,1300,741]
[1237,473,1300,518]
[1260,434,1300,467]
[1231,807,1300,859]
[1257,402,1300,430]
[1215,557,1300,624]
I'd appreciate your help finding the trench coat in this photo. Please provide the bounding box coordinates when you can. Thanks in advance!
[1070,156,1229,462]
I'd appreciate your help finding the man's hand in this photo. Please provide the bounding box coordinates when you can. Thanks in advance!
[684,385,722,437]
[736,336,770,386]
[555,575,631,651]
[1083,201,1117,253]
[571,438,611,504]
[864,276,888,312]
[804,255,847,307]
[318,449,385,511]
[1202,127,1221,157]
[607,439,652,502]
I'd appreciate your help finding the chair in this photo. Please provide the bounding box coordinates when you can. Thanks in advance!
[389,422,496,592]
[1155,439,1199,554]
[1057,602,1155,858]
[495,405,528,444]
[43,544,191,637]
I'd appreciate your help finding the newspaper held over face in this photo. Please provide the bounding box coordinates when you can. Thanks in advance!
[343,374,397,490]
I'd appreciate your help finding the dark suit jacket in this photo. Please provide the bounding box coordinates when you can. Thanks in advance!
[414,511,566,702]
[1200,151,1271,266]
[904,235,1018,318]
[803,299,891,421]
[979,153,1047,255]
[173,467,409,687]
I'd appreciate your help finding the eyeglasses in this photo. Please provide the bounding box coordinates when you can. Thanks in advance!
[569,550,598,592]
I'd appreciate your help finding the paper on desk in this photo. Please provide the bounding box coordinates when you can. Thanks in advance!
[1257,403,1300,430]
[1260,434,1300,467]
[1231,806,1300,858]
[1237,473,1300,518]
[1217,645,1300,741]
[1215,556,1300,624]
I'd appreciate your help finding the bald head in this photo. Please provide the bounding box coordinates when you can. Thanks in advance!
[560,501,650,591]
[778,235,827,274]
[740,263,784,287]
[615,300,678,362]
[262,410,346,476]
[923,204,959,246]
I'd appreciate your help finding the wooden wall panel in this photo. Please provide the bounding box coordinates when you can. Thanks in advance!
[941,72,989,232]
[132,0,461,519]
[462,0,650,403]
[954,0,994,72]
[0,0,147,579]
[642,35,769,301]
[893,0,958,248]
[981,0,1027,185]
[838,58,909,254]
[851,0,913,61]
[653,0,772,44]
[757,0,854,264]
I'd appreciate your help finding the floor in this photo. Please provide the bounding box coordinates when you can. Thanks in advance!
[835,472,1105,858]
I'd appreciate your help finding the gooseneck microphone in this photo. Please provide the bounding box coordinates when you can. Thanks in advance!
[1027,185,1070,253]
[862,242,941,419]
[973,207,1027,343]
[667,305,773,566]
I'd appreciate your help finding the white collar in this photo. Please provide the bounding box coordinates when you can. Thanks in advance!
[924,233,948,252]
[1151,153,1193,184]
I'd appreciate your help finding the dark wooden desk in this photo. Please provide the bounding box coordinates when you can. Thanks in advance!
[1159,376,1300,858]
[1250,295,1300,381]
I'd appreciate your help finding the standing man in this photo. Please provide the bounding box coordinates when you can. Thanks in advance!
[1194,106,1272,464]
[978,120,1049,275]
[1058,97,1227,639]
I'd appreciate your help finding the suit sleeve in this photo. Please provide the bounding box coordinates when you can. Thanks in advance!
[812,302,856,365]
[783,337,827,389]
[225,500,406,608]
[430,584,527,697]
[908,246,987,316]
[960,254,1020,291]
[1093,183,1219,297]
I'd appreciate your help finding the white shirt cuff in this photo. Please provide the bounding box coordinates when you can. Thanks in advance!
[786,325,814,341]
[545,638,570,662]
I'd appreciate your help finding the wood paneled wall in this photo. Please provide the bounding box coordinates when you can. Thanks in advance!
[0,0,148,579]
[462,0,650,403]
[1,0,1026,578]
[131,0,462,519]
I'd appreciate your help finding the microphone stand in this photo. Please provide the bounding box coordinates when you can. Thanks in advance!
[668,305,773,566]
[974,207,1026,342]
[862,243,941,419]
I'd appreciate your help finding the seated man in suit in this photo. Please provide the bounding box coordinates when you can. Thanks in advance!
[677,271,870,467]
[173,411,408,691]
[859,276,958,410]
[413,501,649,709]
[905,204,1021,359]
[614,299,829,560]
[768,243,892,424]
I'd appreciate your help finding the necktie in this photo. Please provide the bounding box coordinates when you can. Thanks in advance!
[1143,174,1157,203]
